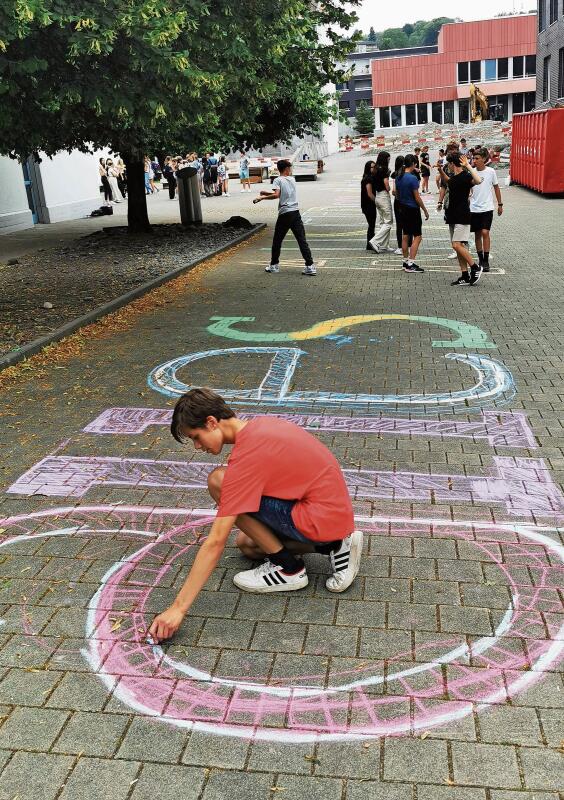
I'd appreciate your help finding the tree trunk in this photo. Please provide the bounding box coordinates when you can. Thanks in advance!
[123,155,151,233]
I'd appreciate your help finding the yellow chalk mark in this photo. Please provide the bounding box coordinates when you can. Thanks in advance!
[289,315,411,341]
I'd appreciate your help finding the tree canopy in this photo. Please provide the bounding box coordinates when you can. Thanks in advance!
[0,0,359,230]
[367,17,455,51]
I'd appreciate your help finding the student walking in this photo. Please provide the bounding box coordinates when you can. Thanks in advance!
[239,151,251,192]
[393,154,429,273]
[470,147,503,272]
[360,160,377,249]
[437,152,483,286]
[368,151,393,253]
[253,159,316,276]
[148,388,363,642]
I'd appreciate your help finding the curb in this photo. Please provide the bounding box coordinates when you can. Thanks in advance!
[0,223,267,372]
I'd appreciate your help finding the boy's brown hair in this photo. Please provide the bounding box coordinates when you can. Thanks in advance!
[171,388,236,442]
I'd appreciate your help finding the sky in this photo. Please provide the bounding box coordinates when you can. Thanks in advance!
[354,0,535,32]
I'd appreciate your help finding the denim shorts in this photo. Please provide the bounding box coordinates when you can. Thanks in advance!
[240,169,250,179]
[249,496,311,543]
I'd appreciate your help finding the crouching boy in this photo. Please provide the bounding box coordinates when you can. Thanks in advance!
[149,388,363,642]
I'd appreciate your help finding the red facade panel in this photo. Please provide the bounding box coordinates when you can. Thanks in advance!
[372,15,537,108]
[511,109,564,194]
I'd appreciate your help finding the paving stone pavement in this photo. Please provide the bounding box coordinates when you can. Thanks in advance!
[0,151,563,799]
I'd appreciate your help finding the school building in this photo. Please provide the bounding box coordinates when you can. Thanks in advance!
[372,15,537,130]
[337,15,538,133]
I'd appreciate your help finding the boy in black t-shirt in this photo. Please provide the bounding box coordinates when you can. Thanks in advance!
[437,153,483,286]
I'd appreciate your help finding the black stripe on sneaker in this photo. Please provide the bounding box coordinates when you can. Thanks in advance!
[263,575,273,586]
[276,573,287,584]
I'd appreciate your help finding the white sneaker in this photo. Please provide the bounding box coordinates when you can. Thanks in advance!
[393,248,403,255]
[240,188,245,193]
[265,264,280,273]
[224,193,230,197]
[385,247,396,253]
[448,251,458,259]
[302,264,317,276]
[233,560,308,593]
[325,530,363,593]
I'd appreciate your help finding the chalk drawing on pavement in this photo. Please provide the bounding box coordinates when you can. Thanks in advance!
[1,507,562,742]
[84,407,537,449]
[206,314,497,349]
[147,346,515,412]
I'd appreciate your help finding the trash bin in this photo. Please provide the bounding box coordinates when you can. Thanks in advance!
[176,166,202,224]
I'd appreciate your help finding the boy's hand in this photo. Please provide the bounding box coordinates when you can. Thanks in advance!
[252,197,261,204]
[424,209,430,220]
[148,605,185,643]
[460,155,469,168]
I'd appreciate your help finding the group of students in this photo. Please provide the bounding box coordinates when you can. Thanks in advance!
[361,140,503,284]
[162,153,229,200]
[98,157,127,206]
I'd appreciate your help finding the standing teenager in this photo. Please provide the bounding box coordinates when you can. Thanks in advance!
[98,158,112,206]
[391,155,412,255]
[394,154,429,273]
[368,150,393,253]
[148,389,363,642]
[470,147,503,272]
[360,160,377,250]
[239,151,251,193]
[253,159,316,276]
[437,152,483,286]
[420,147,431,194]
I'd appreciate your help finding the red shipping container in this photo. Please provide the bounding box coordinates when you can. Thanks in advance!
[511,108,564,194]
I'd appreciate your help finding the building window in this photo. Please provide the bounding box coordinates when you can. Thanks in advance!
[417,103,428,124]
[488,95,508,121]
[391,105,402,127]
[525,92,535,112]
[380,107,391,128]
[549,0,558,24]
[485,59,497,81]
[559,48,564,99]
[513,56,524,78]
[498,58,508,80]
[525,55,536,76]
[444,100,454,124]
[459,99,470,124]
[543,56,551,101]
[406,104,416,125]
[512,93,524,114]
[539,0,546,31]
[339,100,350,109]
[470,60,481,82]
[458,62,469,83]
[432,101,443,124]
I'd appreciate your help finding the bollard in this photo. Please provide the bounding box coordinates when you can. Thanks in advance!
[176,166,202,225]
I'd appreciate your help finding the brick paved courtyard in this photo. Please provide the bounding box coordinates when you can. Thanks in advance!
[0,151,563,799]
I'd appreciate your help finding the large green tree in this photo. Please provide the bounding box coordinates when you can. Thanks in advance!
[0,0,359,231]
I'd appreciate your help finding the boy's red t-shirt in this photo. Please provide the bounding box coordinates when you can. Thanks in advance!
[217,417,354,541]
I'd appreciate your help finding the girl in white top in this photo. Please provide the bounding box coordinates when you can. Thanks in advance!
[105,159,121,203]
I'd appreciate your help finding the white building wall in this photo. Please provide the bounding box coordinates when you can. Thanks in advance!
[0,156,33,233]
[35,149,107,223]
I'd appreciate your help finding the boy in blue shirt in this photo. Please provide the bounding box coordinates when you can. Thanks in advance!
[393,154,429,273]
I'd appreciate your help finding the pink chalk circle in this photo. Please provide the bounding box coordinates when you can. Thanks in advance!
[1,506,563,742]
